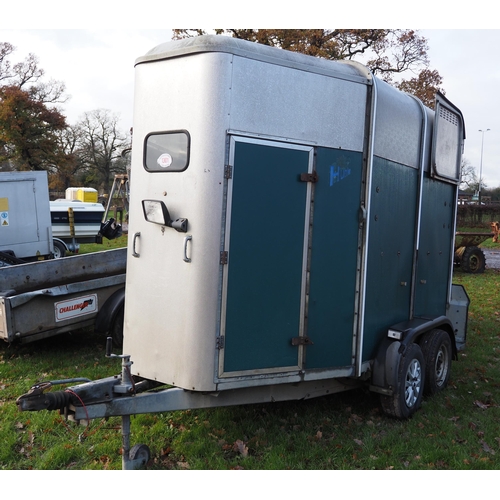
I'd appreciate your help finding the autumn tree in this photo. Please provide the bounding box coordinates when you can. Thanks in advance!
[0,42,69,173]
[76,109,129,193]
[397,69,443,109]
[173,29,444,107]
[0,85,68,171]
[0,41,66,103]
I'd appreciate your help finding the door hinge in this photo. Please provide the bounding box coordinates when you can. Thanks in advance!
[299,171,318,183]
[225,165,233,179]
[216,336,225,349]
[220,251,228,265]
[291,336,314,346]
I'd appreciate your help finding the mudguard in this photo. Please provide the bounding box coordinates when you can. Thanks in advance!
[371,337,402,395]
[370,316,457,395]
[94,287,125,333]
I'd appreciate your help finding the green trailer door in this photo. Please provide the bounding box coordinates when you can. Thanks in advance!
[306,149,363,370]
[362,158,419,361]
[414,177,455,317]
[220,137,313,375]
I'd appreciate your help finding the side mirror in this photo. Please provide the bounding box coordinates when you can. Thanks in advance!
[142,200,188,233]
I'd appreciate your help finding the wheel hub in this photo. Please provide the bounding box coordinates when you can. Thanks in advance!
[405,359,422,407]
[434,346,449,386]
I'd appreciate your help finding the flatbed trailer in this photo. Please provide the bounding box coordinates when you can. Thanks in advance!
[1,248,126,345]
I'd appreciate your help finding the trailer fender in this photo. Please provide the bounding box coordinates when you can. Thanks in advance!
[94,287,125,335]
[370,316,457,395]
[396,317,457,361]
[371,337,402,395]
[52,238,70,258]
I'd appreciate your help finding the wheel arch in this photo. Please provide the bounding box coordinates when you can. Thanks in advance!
[94,287,126,334]
[53,238,69,251]
[52,238,70,257]
[370,316,457,395]
[406,318,457,361]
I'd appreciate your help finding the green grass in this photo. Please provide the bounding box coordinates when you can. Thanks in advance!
[71,234,128,255]
[1,267,500,470]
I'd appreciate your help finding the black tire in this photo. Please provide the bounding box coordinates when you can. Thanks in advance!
[52,240,66,259]
[110,304,124,347]
[129,444,150,469]
[419,329,452,396]
[461,246,485,273]
[380,343,425,419]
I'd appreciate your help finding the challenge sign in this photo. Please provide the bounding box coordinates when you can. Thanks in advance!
[55,294,98,322]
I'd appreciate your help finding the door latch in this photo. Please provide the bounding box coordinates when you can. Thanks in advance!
[299,172,318,183]
[291,336,314,346]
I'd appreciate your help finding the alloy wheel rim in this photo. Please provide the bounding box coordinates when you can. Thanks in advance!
[405,359,422,407]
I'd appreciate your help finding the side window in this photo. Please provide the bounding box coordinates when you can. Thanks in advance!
[431,94,464,184]
[144,131,190,172]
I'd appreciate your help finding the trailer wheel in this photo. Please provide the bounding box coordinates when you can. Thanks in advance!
[380,343,425,419]
[461,246,485,273]
[419,329,452,396]
[111,304,124,347]
[52,240,66,259]
[129,444,151,469]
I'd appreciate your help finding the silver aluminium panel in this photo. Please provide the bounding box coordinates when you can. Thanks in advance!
[373,79,423,169]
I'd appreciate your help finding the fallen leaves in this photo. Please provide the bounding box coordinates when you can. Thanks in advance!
[481,440,495,455]
[234,439,249,458]
[474,400,490,410]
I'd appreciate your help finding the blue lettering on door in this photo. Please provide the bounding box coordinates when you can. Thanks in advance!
[330,165,351,186]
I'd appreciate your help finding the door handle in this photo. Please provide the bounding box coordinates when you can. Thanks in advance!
[132,232,140,258]
[183,235,192,263]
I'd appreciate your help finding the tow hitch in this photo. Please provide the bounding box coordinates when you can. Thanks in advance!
[16,339,153,470]
[16,379,90,412]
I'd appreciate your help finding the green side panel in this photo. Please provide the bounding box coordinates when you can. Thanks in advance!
[306,149,363,369]
[223,141,309,372]
[362,158,418,361]
[414,177,456,317]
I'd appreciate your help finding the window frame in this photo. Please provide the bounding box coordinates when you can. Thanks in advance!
[143,130,191,173]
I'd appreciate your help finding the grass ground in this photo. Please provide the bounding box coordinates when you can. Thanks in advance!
[72,234,129,255]
[1,265,500,471]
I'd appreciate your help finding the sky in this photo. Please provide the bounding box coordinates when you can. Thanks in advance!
[2,24,500,188]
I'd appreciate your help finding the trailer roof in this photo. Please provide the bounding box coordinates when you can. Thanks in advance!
[136,35,372,86]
